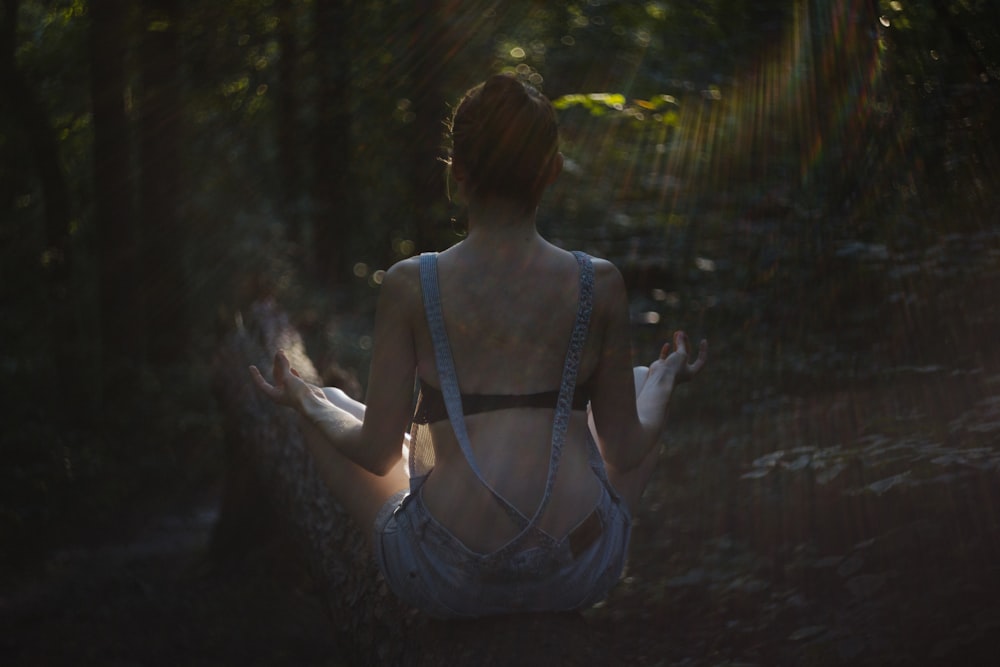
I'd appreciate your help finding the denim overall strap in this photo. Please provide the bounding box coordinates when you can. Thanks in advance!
[418,253,530,527]
[516,251,594,533]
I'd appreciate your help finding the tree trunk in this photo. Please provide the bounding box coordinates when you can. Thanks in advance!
[212,301,412,665]
[211,302,604,666]
[90,0,141,392]
[405,1,452,254]
[310,0,354,286]
[0,0,82,405]
[276,0,302,249]
[139,0,186,365]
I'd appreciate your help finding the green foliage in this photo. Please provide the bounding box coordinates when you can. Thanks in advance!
[553,91,680,125]
[873,0,1000,218]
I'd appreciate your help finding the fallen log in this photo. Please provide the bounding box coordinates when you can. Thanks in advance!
[211,301,605,666]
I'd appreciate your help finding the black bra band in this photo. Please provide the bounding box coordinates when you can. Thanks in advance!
[412,379,590,425]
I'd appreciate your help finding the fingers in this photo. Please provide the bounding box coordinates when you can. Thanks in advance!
[248,365,278,399]
[660,331,708,382]
[687,339,709,375]
[272,349,290,378]
[651,331,712,383]
[695,338,708,362]
[249,364,266,388]
[270,349,308,387]
[673,330,688,355]
[250,352,299,402]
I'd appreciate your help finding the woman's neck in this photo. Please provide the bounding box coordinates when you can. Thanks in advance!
[464,197,539,244]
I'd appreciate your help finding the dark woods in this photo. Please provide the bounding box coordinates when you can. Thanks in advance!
[2,1,999,663]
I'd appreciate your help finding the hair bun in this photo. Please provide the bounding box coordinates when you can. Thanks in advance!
[481,74,530,115]
[481,73,528,102]
[447,73,559,212]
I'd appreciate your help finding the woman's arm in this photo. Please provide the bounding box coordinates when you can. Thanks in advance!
[586,261,707,472]
[249,260,420,476]
[586,262,648,472]
[358,260,420,474]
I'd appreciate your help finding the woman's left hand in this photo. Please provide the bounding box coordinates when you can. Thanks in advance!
[641,330,708,397]
[655,330,708,384]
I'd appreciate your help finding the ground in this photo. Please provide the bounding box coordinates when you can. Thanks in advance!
[3,362,998,666]
[2,496,342,666]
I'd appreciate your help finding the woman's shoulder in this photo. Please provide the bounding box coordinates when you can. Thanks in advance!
[579,254,626,292]
[583,254,622,276]
[379,255,424,303]
[385,254,423,278]
[576,254,627,322]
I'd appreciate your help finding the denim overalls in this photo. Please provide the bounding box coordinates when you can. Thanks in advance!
[372,252,631,618]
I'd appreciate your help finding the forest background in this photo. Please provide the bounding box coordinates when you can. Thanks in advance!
[2,0,999,664]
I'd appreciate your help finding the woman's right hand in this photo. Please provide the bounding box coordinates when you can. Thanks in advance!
[249,349,325,409]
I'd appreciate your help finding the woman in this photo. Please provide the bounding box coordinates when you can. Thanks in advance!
[250,73,707,617]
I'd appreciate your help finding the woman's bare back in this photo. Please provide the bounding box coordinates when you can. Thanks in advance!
[414,241,605,552]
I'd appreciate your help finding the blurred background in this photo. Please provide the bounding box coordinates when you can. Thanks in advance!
[2,1,998,664]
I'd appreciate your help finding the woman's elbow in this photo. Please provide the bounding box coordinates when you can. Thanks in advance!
[358,422,407,476]
[362,436,406,476]
[599,419,654,471]
[605,450,644,474]
[601,437,647,473]
[368,456,400,477]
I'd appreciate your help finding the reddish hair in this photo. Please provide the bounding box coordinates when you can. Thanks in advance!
[448,74,559,212]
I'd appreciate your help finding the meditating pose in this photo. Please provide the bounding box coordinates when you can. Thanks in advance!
[250,73,707,618]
